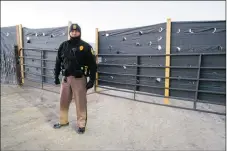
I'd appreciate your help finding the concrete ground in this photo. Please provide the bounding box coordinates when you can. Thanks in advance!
[1,84,226,150]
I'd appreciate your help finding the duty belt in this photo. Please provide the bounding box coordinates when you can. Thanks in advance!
[62,66,89,77]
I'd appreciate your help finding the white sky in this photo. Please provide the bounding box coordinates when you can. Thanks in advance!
[1,1,226,43]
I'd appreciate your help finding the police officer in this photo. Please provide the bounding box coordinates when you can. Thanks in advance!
[53,23,97,134]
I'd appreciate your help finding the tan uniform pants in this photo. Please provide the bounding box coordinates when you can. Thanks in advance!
[59,76,87,128]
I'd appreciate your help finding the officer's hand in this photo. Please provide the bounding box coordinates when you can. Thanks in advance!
[86,80,94,90]
[54,77,60,85]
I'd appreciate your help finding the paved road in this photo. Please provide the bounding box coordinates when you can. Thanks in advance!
[1,85,226,150]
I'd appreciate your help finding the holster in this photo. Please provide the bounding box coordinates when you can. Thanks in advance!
[83,66,90,77]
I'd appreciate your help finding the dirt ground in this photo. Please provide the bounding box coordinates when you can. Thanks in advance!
[1,84,226,150]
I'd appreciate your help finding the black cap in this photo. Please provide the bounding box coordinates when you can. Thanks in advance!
[69,24,81,33]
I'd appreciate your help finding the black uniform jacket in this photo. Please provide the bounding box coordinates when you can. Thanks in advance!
[54,39,97,82]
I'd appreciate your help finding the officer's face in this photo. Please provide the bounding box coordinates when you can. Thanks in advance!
[70,30,80,37]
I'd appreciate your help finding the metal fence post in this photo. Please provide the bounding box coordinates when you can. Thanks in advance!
[41,50,43,89]
[14,45,22,86]
[134,55,140,100]
[194,54,202,109]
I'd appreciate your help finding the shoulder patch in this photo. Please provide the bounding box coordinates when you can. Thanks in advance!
[91,47,95,55]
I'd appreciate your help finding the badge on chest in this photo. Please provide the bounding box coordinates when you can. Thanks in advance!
[79,46,84,51]
[72,45,84,53]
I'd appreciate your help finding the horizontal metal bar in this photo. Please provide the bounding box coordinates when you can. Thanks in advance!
[98,79,226,95]
[97,90,225,115]
[22,64,54,70]
[19,56,55,62]
[23,82,42,88]
[199,78,226,82]
[97,85,225,106]
[98,71,226,82]
[23,71,54,78]
[22,48,57,52]
[23,83,97,95]
[198,90,226,95]
[98,85,193,102]
[21,65,227,82]
[98,63,226,70]
[98,85,138,94]
[23,77,43,84]
[98,52,226,57]
[22,82,60,94]
[22,77,55,85]
[98,79,196,92]
[98,63,199,69]
[197,100,225,106]
[98,85,170,100]
[135,90,196,102]
[22,80,97,96]
[200,67,226,69]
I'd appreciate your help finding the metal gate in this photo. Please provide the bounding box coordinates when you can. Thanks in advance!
[14,46,60,93]
[95,20,226,115]
[14,46,95,95]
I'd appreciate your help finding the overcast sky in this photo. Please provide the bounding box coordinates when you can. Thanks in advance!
[1,1,225,42]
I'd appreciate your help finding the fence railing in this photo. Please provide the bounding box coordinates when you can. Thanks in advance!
[14,45,226,115]
[95,53,226,115]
